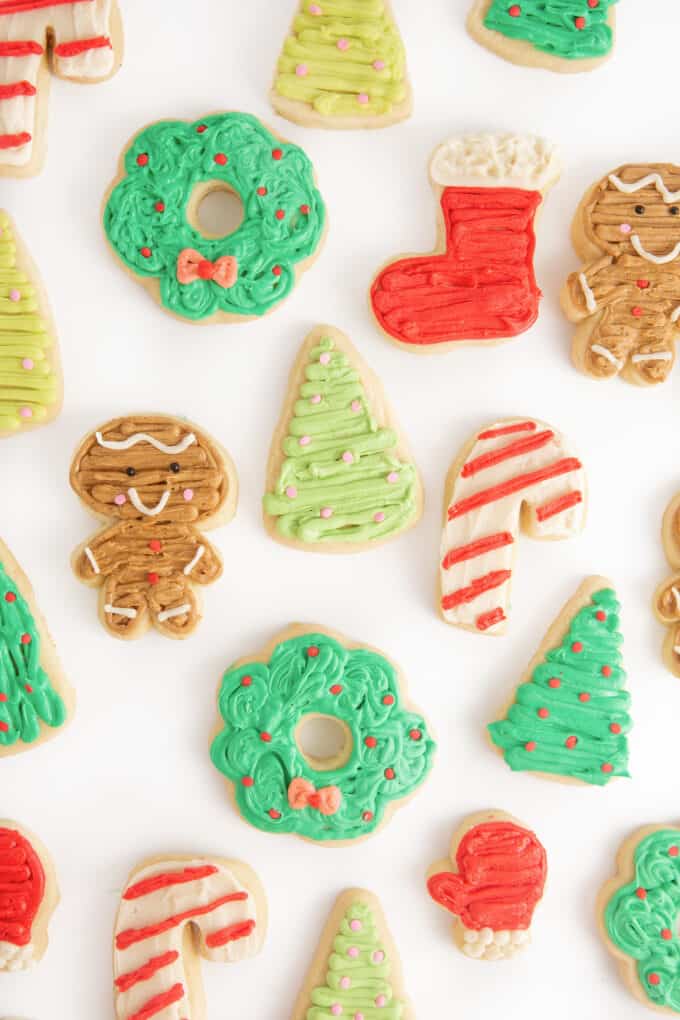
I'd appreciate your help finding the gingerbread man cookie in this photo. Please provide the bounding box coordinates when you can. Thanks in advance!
[70,415,238,640]
[562,164,680,386]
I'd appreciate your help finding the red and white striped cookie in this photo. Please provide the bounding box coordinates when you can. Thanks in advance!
[0,0,123,177]
[439,418,587,634]
[113,855,267,1020]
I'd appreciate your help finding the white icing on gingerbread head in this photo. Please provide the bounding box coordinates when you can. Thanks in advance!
[429,133,560,192]
[582,164,680,261]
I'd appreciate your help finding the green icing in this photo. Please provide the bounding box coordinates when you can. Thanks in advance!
[483,0,618,60]
[488,588,631,786]
[605,829,680,1012]
[307,901,404,1019]
[263,335,419,544]
[103,113,326,322]
[210,632,435,842]
[0,560,66,746]
[0,212,58,432]
[274,0,407,117]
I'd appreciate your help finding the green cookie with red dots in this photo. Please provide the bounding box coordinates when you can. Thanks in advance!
[210,624,435,844]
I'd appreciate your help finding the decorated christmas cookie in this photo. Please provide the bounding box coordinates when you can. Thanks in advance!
[440,417,586,634]
[271,0,411,129]
[103,112,326,324]
[0,210,61,436]
[69,414,238,640]
[427,811,547,961]
[370,134,560,352]
[563,164,680,386]
[113,854,266,1020]
[0,820,58,971]
[289,889,414,1019]
[652,492,680,678]
[467,0,618,73]
[0,0,123,177]
[210,624,436,845]
[263,325,422,552]
[489,577,631,785]
[0,539,73,756]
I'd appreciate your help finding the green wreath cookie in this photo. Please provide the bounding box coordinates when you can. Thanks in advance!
[103,112,326,323]
[210,627,436,843]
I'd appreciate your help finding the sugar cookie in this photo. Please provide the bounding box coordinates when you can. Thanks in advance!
[0,820,58,971]
[652,492,680,678]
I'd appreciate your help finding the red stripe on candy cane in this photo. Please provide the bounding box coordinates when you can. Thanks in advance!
[0,41,44,56]
[442,531,514,570]
[0,131,31,149]
[535,491,583,522]
[462,430,554,478]
[126,982,184,1020]
[116,892,249,950]
[53,34,112,57]
[448,458,582,520]
[114,951,179,993]
[205,918,256,948]
[0,0,94,13]
[441,570,512,611]
[124,865,219,900]
[0,81,36,100]
[477,421,537,440]
[476,608,506,631]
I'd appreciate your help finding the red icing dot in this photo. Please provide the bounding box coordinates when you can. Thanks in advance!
[272,148,283,160]
[508,3,521,14]
[260,732,272,743]
[631,306,644,317]
[272,265,282,276]
[572,641,583,653]
[4,592,16,603]
[382,694,395,706]
[198,260,214,280]
[0,694,6,702]
[329,684,343,695]
[595,609,607,621]
[601,665,612,678]
[670,846,679,857]
[601,763,614,774]
[300,204,310,215]
[609,722,622,734]
[537,707,549,719]
[147,572,159,586]
[649,974,661,987]
[364,736,377,749]
[662,929,673,940]
[525,741,537,752]
[565,736,578,749]
[154,201,165,213]
[241,675,253,687]
[257,186,267,196]
[548,678,561,689]
[196,124,207,133]
[574,15,586,28]
[579,692,591,703]
[0,721,8,733]
[275,209,286,220]
[636,887,647,900]
[307,646,320,658]
[637,279,650,290]
[214,153,228,166]
[149,539,162,553]
[242,776,254,787]
[24,684,32,693]
[588,0,599,6]
[268,809,281,820]
[140,247,152,258]
[384,767,395,780]
[20,633,31,645]
[409,729,422,741]
[136,153,148,166]
[363,811,374,822]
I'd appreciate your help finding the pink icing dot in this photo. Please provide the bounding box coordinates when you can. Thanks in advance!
[296,63,308,76]
[620,223,632,234]
[183,488,194,501]
[310,394,322,404]
[299,435,311,446]
[375,996,386,1008]
[319,352,331,365]
[347,946,359,958]
[114,493,126,506]
[9,289,20,302]
[350,920,362,932]
[373,59,385,70]
[354,1015,364,1020]
[285,486,298,499]
[387,471,399,483]
[320,507,333,519]
[357,93,369,104]
[340,977,351,989]
[19,406,32,419]
[337,38,349,50]
[342,451,353,463]
[374,512,385,523]
[331,1006,342,1017]
[308,2,322,11]
[372,950,385,964]
[21,358,34,371]
[351,400,361,412]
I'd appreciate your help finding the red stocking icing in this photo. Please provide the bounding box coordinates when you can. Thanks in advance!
[0,825,45,970]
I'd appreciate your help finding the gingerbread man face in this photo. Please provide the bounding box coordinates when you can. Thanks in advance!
[70,415,228,524]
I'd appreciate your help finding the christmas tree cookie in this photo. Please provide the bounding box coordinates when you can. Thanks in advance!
[263,325,422,552]
[488,577,631,786]
[290,889,414,1019]
[0,211,62,437]
[270,0,411,129]
[0,540,73,757]
[467,0,618,73]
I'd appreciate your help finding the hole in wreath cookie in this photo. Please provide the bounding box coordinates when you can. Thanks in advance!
[191,182,244,239]
[296,714,352,772]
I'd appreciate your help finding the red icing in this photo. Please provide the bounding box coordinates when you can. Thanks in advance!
[140,247,151,258]
[0,41,43,56]
[272,265,282,276]
[382,694,395,706]
[565,736,578,749]
[649,973,661,986]
[601,665,612,677]
[329,684,343,695]
[135,153,148,166]
[205,918,256,948]
[272,148,283,160]
[609,722,621,734]
[0,721,8,732]
[537,707,549,719]
[601,763,613,773]
[370,187,542,346]
[214,153,228,166]
[4,592,15,602]
[124,866,218,901]
[53,35,111,58]
[154,202,164,213]
[384,767,395,780]
[0,693,6,702]
[127,983,184,1020]
[662,929,673,940]
[595,610,607,622]
[257,186,267,196]
[0,827,45,947]
[637,279,650,289]
[478,422,536,440]
[269,808,281,819]
[409,729,422,740]
[0,81,36,99]
[241,675,252,687]
[0,131,31,150]
[300,204,310,214]
[441,531,514,570]
[275,209,286,220]
[365,736,377,748]
[448,458,582,520]
[241,776,254,787]
[631,306,644,318]
[307,646,319,658]
[535,490,582,522]
[0,0,91,11]
[260,732,271,742]
[572,641,583,653]
[20,633,31,645]
[525,741,537,751]
[441,569,511,611]
[670,846,679,858]
[579,692,591,702]
[363,811,374,822]
[509,3,521,13]
[147,572,159,586]
[116,892,249,950]
[462,430,554,478]
[115,951,179,992]
[574,15,586,28]
[476,607,506,631]
[427,820,546,932]
[548,678,561,689]
[149,539,162,552]
[24,684,32,693]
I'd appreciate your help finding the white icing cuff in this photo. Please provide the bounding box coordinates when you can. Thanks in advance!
[184,545,205,575]
[672,306,680,323]
[461,926,529,960]
[672,586,680,612]
[578,273,597,313]
[158,603,191,622]
[84,546,100,574]
[0,940,34,971]
[104,604,137,620]
[429,134,560,191]
[632,352,673,363]
[590,344,623,370]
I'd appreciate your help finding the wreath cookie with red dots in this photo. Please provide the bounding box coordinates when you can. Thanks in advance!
[103,112,326,324]
[210,624,436,845]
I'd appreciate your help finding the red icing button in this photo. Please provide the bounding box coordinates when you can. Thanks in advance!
[260,732,272,743]
[20,633,31,645]
[242,776,254,787]
[670,846,679,857]
[268,809,281,819]
[609,722,622,734]
[214,153,228,165]
[662,929,673,941]
[272,148,283,160]
[601,665,612,677]
[275,209,286,220]
[147,572,159,586]
[149,539,162,553]
[329,684,343,695]
[4,592,16,602]
[601,763,614,774]
[196,124,207,133]
[257,186,267,196]
[241,675,253,687]
[525,741,537,752]
[637,279,650,289]
[140,247,152,258]
[579,692,591,702]
[363,811,374,822]
[572,641,583,653]
[198,260,214,280]
[0,721,8,733]
[565,736,578,749]
[300,204,310,215]
[307,646,319,658]
[649,974,661,987]
[364,736,377,748]
[537,707,549,719]
[136,153,148,166]
[636,887,647,900]
[508,3,521,14]
[596,610,607,621]
[588,0,599,6]
[409,728,422,741]
[384,767,395,780]
[382,694,395,706]
[574,15,586,28]
[25,684,32,693]
[0,694,6,702]
[631,306,644,317]
[154,201,165,213]
[548,678,561,689]
[272,265,282,276]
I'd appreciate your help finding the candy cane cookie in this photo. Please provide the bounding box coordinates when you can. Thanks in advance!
[0,0,123,177]
[653,491,680,678]
[113,855,266,1020]
[439,417,587,634]
[0,820,58,971]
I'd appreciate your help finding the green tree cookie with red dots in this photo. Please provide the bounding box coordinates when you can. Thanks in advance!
[482,0,618,62]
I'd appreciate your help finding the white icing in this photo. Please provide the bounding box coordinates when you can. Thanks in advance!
[157,603,191,622]
[672,306,680,323]
[609,172,680,205]
[113,858,260,1020]
[84,546,100,574]
[430,133,560,191]
[127,487,170,517]
[0,941,34,971]
[631,234,680,265]
[183,545,205,576]
[460,926,529,961]
[672,586,680,612]
[631,352,672,363]
[578,272,597,313]
[104,604,137,620]
[591,344,623,370]
[96,431,196,454]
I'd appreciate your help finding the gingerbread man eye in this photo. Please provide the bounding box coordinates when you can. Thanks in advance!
[126,466,136,477]
[169,461,181,473]
[634,205,645,215]
[670,206,680,216]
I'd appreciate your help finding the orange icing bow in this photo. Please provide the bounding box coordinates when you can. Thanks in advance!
[287,777,341,816]
[177,249,238,288]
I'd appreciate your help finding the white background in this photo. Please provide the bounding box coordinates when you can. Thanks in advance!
[1,1,679,1017]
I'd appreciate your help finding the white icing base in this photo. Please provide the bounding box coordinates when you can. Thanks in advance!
[0,940,34,971]
[461,926,530,961]
[429,134,560,191]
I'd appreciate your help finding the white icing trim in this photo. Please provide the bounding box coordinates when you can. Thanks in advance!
[95,431,196,454]
[127,488,170,517]
[158,603,191,622]
[578,273,597,313]
[631,234,680,265]
[460,926,529,960]
[672,586,680,612]
[429,133,560,191]
[672,306,680,323]
[609,172,680,204]
[590,344,623,370]
[104,604,137,620]
[631,352,673,363]
[184,545,205,575]
[0,940,34,972]
[84,546,100,574]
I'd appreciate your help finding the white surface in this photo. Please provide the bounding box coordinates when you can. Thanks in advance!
[0,1,678,1017]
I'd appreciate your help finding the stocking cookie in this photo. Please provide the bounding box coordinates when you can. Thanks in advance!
[270,0,411,129]
[370,134,560,352]
[427,811,547,961]
[489,577,632,785]
[0,539,73,756]
[440,417,586,634]
[467,1,618,73]
[600,825,680,1014]
[652,492,680,678]
[103,112,326,324]
[210,624,436,845]
[0,0,123,177]
[263,325,422,551]
[289,889,414,1019]
[0,820,58,971]
[69,415,238,640]
[563,164,680,386]
[113,855,266,1020]
[0,210,61,436]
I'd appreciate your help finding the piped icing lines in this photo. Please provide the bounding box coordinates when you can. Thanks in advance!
[440,419,586,634]
[0,211,59,433]
[263,330,420,549]
[370,134,559,348]
[70,415,237,640]
[0,824,45,971]
[481,0,618,62]
[427,815,547,961]
[210,629,435,843]
[563,163,680,386]
[653,493,680,679]
[604,828,680,1013]
[113,857,263,1020]
[489,583,632,786]
[0,0,119,172]
[103,112,326,322]
[272,0,409,124]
